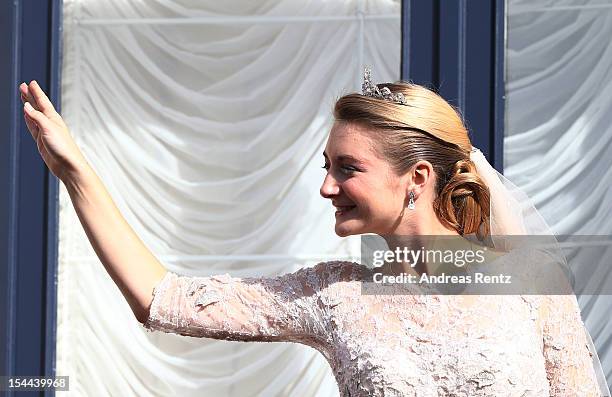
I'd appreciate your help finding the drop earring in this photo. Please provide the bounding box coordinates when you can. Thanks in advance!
[408,191,416,210]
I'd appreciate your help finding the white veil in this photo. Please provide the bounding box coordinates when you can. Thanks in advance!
[470,147,611,396]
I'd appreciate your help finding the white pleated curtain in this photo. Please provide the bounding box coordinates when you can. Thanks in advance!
[57,1,400,396]
[505,0,612,387]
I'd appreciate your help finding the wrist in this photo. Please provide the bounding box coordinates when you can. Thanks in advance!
[60,157,95,192]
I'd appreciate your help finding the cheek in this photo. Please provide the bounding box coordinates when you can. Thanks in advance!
[342,179,372,207]
[368,182,406,220]
[383,176,406,206]
[343,178,399,217]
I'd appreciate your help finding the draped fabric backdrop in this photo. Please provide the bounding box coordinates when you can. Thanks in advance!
[505,0,612,387]
[56,1,400,396]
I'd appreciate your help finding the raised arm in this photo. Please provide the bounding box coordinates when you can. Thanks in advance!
[19,81,167,322]
[143,262,353,347]
[541,294,601,396]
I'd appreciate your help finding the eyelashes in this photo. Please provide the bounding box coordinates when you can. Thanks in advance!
[321,164,357,175]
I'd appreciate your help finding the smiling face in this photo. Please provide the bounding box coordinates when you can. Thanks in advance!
[320,122,410,237]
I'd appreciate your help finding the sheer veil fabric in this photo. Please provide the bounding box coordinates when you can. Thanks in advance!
[506,0,612,391]
[57,1,400,396]
[470,147,611,396]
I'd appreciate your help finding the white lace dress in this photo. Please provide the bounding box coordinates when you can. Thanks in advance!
[143,261,601,396]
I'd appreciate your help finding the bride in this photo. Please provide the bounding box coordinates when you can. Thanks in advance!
[19,70,605,395]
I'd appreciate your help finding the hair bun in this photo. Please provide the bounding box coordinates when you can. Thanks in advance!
[451,158,475,176]
[434,158,491,237]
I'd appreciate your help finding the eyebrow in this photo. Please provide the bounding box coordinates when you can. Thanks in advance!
[322,151,366,165]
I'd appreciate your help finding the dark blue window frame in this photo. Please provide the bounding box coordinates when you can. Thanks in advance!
[401,0,505,172]
[1,1,62,396]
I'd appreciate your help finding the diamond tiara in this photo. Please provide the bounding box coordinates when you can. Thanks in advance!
[361,67,407,106]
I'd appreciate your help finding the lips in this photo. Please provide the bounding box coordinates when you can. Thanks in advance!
[334,204,356,216]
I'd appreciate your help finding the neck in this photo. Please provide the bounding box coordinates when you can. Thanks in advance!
[378,204,462,276]
[388,200,460,236]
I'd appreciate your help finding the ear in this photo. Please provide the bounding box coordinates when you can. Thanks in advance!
[407,160,434,198]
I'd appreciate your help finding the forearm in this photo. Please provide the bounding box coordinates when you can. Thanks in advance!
[63,163,167,323]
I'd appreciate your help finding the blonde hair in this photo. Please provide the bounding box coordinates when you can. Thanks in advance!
[333,82,490,238]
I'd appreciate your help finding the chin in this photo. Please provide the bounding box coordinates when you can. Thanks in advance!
[335,228,352,237]
[334,221,366,237]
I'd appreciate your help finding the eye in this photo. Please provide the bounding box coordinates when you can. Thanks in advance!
[341,165,358,175]
[320,163,359,175]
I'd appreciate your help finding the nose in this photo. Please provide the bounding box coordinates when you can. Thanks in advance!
[320,172,340,199]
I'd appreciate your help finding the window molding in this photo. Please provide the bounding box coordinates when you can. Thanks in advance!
[0,2,62,396]
[401,0,505,172]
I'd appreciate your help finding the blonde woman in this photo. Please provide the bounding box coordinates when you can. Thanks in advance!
[18,70,603,395]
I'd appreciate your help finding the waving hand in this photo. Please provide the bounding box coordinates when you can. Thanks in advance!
[19,81,87,181]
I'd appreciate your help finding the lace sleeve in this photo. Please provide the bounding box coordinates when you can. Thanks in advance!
[142,262,350,347]
[542,294,601,396]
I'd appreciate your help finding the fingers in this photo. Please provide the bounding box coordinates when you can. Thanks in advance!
[19,83,28,103]
[21,83,39,111]
[28,81,57,118]
[24,111,40,140]
[18,81,57,117]
[23,102,50,139]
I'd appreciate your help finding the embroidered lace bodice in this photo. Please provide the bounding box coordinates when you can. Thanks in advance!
[144,261,601,396]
